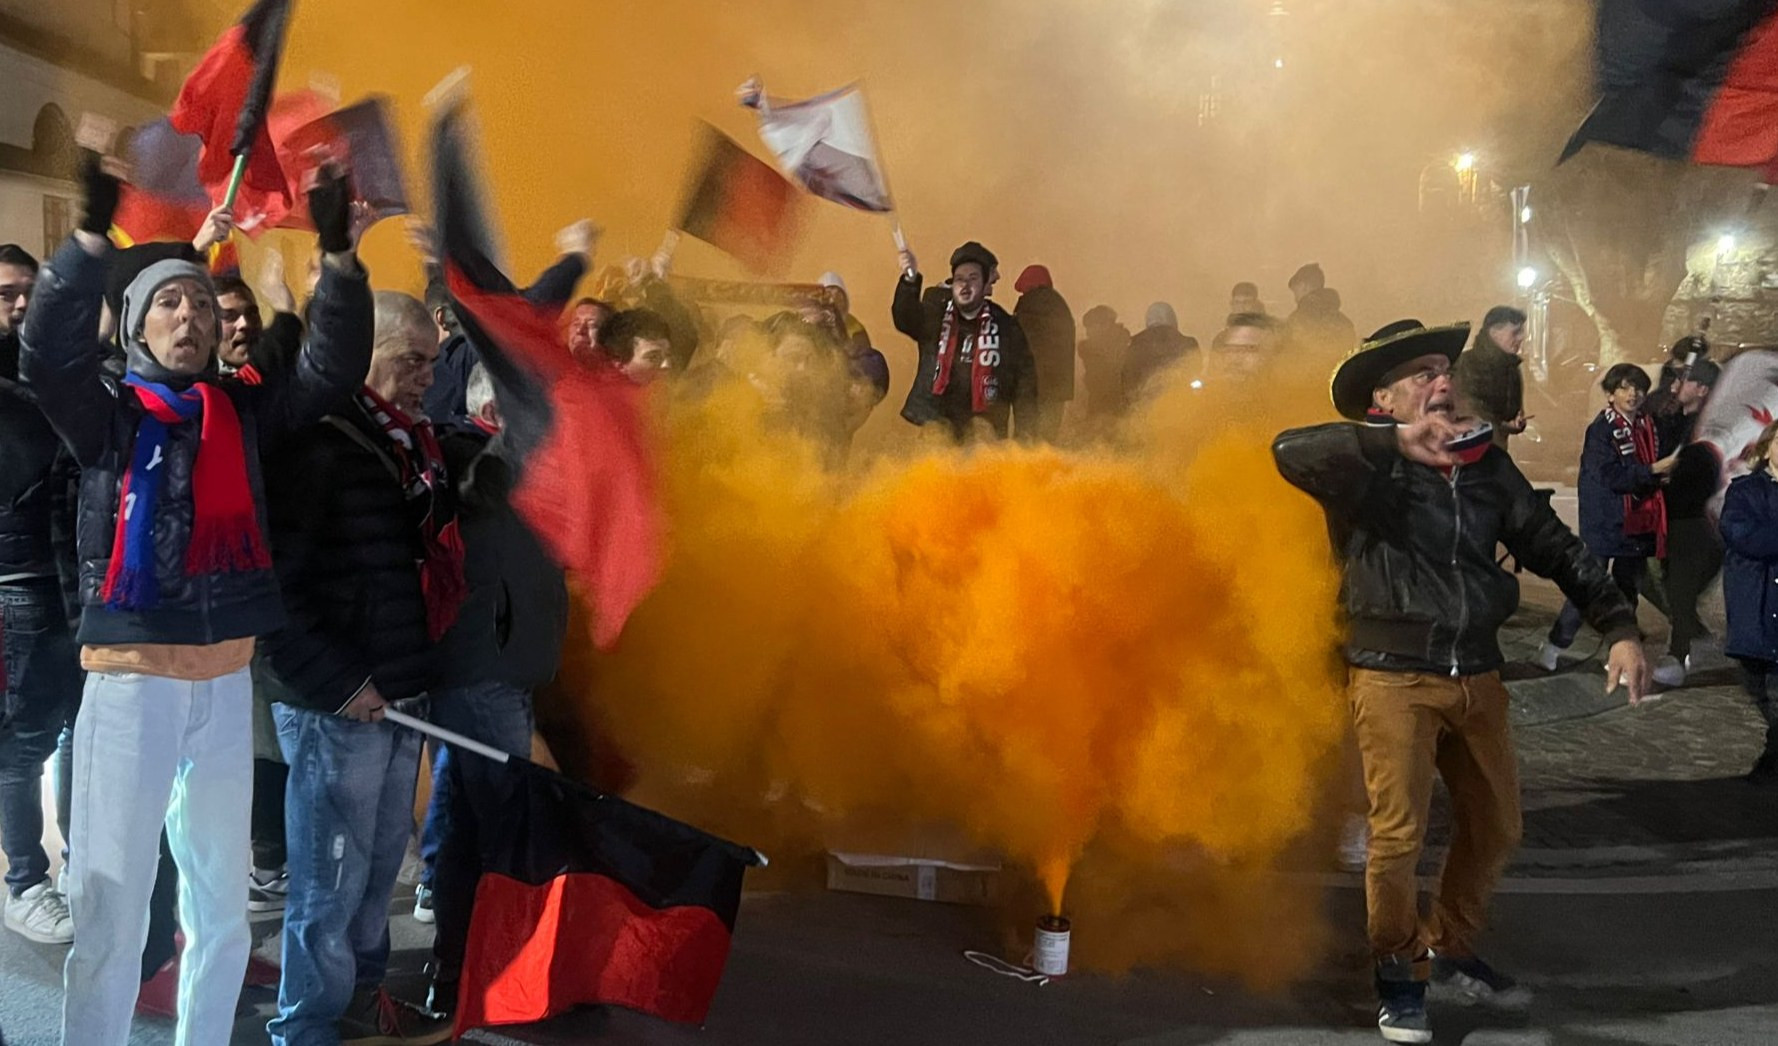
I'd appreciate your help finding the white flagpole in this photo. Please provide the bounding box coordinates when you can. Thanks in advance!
[383,708,513,764]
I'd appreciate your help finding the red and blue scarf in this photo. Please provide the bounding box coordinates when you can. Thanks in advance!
[101,375,270,611]
[932,299,1001,412]
[1605,406,1668,558]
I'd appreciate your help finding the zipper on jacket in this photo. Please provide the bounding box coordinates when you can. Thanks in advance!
[1448,467,1467,677]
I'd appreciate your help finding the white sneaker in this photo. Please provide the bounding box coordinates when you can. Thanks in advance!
[3,881,74,945]
[1652,655,1689,689]
[1337,815,1369,872]
[248,867,289,913]
[1534,641,1566,673]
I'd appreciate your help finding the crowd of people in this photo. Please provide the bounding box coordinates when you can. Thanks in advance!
[0,129,1774,1046]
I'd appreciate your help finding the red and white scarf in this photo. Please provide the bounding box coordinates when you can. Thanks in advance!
[1605,406,1668,557]
[357,387,468,640]
[931,299,1001,413]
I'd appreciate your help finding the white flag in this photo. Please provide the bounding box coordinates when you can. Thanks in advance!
[742,80,893,213]
[1694,348,1778,510]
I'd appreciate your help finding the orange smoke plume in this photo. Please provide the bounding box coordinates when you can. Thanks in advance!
[559,358,1351,981]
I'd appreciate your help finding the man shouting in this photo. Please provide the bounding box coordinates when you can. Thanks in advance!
[1272,320,1649,1044]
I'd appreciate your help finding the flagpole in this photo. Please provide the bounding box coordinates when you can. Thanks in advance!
[384,708,514,764]
[222,152,250,211]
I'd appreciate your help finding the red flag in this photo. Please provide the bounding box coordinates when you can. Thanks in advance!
[674,122,804,274]
[432,92,662,651]
[168,0,297,230]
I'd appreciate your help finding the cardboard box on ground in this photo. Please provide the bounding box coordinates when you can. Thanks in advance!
[824,823,1001,906]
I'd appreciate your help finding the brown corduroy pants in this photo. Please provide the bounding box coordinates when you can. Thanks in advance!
[1348,667,1524,966]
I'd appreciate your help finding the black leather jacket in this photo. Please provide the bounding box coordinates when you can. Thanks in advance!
[0,334,70,579]
[20,238,373,647]
[1273,422,1640,675]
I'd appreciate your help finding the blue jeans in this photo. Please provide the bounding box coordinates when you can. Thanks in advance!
[416,682,533,889]
[423,682,533,977]
[1549,556,1644,648]
[269,704,423,1046]
[0,579,80,896]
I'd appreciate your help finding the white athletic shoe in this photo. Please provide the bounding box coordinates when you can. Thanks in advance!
[1534,641,1566,673]
[3,881,74,945]
[1652,655,1689,689]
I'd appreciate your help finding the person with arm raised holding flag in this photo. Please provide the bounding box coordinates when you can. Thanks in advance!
[23,152,372,1046]
[893,239,1038,442]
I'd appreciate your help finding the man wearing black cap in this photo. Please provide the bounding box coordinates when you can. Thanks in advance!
[1272,321,1649,1044]
[892,239,1037,441]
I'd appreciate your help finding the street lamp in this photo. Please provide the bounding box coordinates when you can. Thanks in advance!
[1454,151,1477,173]
[1517,266,1539,290]
[1718,233,1738,254]
[1520,206,1533,223]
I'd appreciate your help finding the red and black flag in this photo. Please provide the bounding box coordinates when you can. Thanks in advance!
[1562,1,1778,176]
[674,122,804,274]
[168,0,298,228]
[279,96,410,234]
[449,752,763,1034]
[430,85,662,650]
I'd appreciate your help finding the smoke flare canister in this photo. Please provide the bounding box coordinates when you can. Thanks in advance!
[1033,915,1071,977]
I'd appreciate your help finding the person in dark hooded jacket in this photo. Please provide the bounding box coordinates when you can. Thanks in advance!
[1012,265,1075,442]
[1452,306,1528,449]
[0,243,82,949]
[1123,302,1199,406]
[23,156,373,1046]
[1077,305,1130,422]
[893,240,1037,441]
[1282,262,1358,368]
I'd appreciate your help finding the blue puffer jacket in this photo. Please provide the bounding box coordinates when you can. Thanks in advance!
[1576,410,1661,559]
[1720,470,1778,663]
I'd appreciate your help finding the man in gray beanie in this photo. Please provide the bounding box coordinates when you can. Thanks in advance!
[21,153,374,1046]
[892,237,1037,441]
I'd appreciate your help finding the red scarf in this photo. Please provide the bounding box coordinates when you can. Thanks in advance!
[1606,407,1668,557]
[931,299,1001,413]
[357,388,468,641]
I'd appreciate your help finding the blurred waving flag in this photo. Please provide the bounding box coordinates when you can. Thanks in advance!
[431,83,661,651]
[1562,0,1778,176]
[280,96,410,232]
[674,122,803,274]
[113,119,211,245]
[168,0,298,229]
[741,79,894,212]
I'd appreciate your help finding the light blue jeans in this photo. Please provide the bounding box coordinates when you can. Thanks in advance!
[268,704,422,1046]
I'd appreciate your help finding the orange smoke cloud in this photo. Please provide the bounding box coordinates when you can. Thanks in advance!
[562,358,1351,980]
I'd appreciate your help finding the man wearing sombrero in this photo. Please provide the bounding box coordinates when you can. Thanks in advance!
[1273,321,1650,1043]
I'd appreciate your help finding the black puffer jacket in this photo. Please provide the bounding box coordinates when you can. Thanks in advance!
[435,429,568,692]
[892,276,1037,440]
[258,403,446,712]
[1273,422,1640,674]
[20,238,374,647]
[0,333,71,580]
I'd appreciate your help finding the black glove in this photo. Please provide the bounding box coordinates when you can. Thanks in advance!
[78,151,121,236]
[308,165,355,254]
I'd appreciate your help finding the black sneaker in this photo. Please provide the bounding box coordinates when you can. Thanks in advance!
[1375,957,1432,1044]
[1376,987,1432,1044]
[1431,953,1530,1006]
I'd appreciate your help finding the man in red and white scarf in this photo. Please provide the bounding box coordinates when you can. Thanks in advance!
[892,239,1039,442]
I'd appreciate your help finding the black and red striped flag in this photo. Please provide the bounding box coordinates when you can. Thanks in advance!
[168,0,298,228]
[450,757,762,1034]
[674,122,804,274]
[430,85,660,650]
[1562,0,1778,176]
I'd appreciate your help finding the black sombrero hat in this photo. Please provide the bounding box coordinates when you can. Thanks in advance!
[1330,320,1470,421]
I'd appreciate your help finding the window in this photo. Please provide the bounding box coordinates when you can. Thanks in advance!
[44,195,75,257]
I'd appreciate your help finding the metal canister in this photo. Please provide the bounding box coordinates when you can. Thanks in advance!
[1033,915,1071,977]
